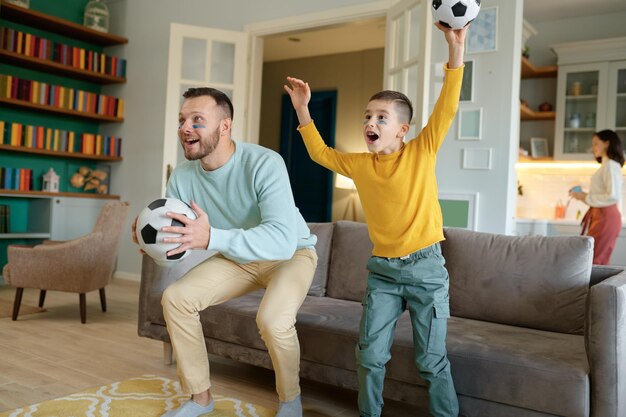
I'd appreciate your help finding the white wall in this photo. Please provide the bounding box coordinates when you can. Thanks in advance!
[434,0,523,234]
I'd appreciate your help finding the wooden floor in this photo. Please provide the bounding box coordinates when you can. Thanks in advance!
[0,279,422,416]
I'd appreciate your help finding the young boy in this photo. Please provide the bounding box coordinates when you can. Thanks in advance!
[284,23,468,417]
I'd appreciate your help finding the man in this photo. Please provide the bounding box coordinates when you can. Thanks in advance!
[133,87,317,417]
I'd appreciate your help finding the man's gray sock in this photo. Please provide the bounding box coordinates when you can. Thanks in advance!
[161,399,215,417]
[276,394,302,417]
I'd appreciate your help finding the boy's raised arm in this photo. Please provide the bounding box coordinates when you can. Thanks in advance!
[437,21,468,69]
[284,76,313,127]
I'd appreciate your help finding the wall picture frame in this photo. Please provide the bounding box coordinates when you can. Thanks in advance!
[460,60,474,102]
[462,148,493,170]
[467,7,498,53]
[458,108,482,140]
[530,137,549,158]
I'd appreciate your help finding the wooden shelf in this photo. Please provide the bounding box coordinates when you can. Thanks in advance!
[521,56,557,79]
[0,190,120,199]
[520,105,556,121]
[0,232,50,239]
[0,50,126,84]
[0,144,122,161]
[0,1,128,46]
[0,97,123,123]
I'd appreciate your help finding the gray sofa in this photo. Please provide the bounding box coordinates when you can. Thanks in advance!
[138,221,626,417]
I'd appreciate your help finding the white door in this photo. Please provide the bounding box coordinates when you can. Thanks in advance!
[162,23,249,195]
[384,0,432,140]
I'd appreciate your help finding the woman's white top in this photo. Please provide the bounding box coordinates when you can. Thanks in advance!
[585,157,623,207]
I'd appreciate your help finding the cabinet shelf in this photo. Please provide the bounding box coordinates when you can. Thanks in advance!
[0,97,124,123]
[521,56,558,79]
[565,94,597,102]
[0,144,122,161]
[520,105,555,121]
[0,232,50,239]
[0,50,126,84]
[0,190,120,200]
[0,1,128,46]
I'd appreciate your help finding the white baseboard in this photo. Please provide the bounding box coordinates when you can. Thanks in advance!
[114,270,141,282]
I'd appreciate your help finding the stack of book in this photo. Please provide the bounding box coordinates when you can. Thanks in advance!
[0,167,33,191]
[0,205,9,233]
[1,27,127,78]
[0,74,125,118]
[0,120,123,157]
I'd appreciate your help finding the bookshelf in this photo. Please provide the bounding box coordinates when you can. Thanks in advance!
[0,144,122,161]
[0,49,125,84]
[0,0,127,269]
[0,1,128,46]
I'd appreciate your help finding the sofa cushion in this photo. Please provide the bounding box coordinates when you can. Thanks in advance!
[195,293,589,417]
[445,317,589,417]
[326,221,372,302]
[306,222,334,296]
[442,227,593,335]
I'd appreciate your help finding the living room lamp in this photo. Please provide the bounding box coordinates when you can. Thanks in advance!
[335,174,357,221]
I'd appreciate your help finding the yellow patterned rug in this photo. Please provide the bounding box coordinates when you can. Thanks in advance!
[0,375,275,417]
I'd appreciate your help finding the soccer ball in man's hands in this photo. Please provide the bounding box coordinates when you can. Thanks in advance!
[432,0,481,30]
[136,198,197,266]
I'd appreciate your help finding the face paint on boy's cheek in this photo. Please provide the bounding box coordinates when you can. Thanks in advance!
[376,120,387,125]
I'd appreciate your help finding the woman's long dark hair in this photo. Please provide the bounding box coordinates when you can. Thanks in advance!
[595,129,625,167]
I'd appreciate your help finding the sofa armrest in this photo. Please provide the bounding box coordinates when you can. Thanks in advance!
[137,250,217,337]
[586,270,626,417]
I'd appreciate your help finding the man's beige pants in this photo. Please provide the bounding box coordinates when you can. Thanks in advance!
[161,248,317,402]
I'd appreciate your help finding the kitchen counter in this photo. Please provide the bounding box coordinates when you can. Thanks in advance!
[515,218,626,266]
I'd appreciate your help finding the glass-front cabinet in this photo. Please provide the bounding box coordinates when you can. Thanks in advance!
[608,61,626,142]
[555,63,608,159]
[553,37,626,160]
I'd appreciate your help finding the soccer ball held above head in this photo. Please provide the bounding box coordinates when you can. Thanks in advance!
[432,0,481,30]
[136,198,197,267]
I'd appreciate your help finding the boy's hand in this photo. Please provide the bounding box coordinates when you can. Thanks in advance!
[284,76,313,126]
[435,22,469,69]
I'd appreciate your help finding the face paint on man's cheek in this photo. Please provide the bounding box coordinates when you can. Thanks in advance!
[192,125,206,129]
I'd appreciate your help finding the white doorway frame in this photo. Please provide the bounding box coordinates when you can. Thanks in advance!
[244,0,393,144]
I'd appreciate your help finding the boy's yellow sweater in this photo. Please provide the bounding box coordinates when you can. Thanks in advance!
[297,65,464,258]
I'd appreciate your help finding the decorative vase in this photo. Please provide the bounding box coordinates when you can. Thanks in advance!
[568,113,581,128]
[83,0,110,33]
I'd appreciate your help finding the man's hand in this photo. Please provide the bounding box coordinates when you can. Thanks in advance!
[435,22,469,69]
[162,201,211,256]
[131,216,145,254]
[284,76,313,126]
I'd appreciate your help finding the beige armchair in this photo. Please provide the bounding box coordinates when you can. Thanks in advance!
[3,201,130,323]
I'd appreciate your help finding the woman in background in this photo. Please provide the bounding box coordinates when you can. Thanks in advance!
[570,129,624,264]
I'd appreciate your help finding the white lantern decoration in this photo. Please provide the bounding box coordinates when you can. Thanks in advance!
[83,0,110,33]
[42,168,60,193]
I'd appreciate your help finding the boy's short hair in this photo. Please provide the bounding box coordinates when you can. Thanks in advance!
[369,90,413,124]
[183,87,234,120]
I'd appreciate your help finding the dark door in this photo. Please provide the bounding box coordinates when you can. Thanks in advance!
[280,90,336,222]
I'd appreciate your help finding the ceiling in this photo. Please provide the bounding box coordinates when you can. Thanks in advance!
[263,0,626,62]
[523,0,626,23]
[263,17,386,62]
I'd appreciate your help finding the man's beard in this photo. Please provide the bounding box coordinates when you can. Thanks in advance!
[182,127,220,160]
